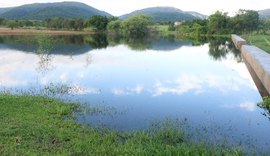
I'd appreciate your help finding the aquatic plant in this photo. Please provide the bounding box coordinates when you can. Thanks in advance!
[258,96,270,120]
[258,96,270,110]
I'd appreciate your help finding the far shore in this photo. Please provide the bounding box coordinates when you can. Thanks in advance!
[0,28,94,35]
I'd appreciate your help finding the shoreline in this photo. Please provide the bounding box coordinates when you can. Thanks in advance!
[0,28,94,35]
[0,94,246,155]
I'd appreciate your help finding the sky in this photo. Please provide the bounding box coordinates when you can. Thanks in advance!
[0,0,268,16]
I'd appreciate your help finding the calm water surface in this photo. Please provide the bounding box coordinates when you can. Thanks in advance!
[0,35,269,152]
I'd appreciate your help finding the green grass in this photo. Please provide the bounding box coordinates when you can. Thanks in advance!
[242,34,270,53]
[152,24,176,36]
[0,94,245,155]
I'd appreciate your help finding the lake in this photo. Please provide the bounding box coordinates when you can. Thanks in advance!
[0,35,269,152]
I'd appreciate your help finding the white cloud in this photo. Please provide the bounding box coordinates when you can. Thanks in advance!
[239,101,256,112]
[152,75,203,96]
[59,73,67,82]
[222,58,257,90]
[112,88,126,96]
[222,101,256,112]
[112,84,144,96]
[69,84,100,95]
[129,85,144,94]
[151,73,256,96]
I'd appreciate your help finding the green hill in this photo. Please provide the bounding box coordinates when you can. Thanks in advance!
[0,8,13,15]
[120,7,207,22]
[0,2,111,20]
[259,9,270,19]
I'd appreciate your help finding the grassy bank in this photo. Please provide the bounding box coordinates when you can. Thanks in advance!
[0,94,244,155]
[242,34,270,53]
[152,25,176,36]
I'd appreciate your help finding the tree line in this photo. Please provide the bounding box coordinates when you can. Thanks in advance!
[0,16,113,31]
[177,10,270,37]
[0,9,269,37]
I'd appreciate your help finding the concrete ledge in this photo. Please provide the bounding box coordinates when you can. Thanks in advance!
[231,34,246,49]
[241,45,270,94]
[243,56,270,97]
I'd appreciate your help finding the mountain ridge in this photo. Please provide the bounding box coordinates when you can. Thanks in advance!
[259,9,270,19]
[0,2,208,22]
[120,7,207,22]
[0,8,14,15]
[0,1,111,20]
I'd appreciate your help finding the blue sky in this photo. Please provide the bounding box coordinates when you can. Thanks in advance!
[0,0,268,16]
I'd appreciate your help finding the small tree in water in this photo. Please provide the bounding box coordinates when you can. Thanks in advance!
[121,14,153,38]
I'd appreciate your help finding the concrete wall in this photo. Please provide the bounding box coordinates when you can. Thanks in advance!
[243,56,270,97]
[231,34,270,96]
[241,45,270,95]
[231,34,246,49]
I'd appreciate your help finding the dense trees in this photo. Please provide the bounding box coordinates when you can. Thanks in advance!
[259,19,270,34]
[45,18,84,30]
[177,9,262,37]
[177,19,207,37]
[107,20,121,32]
[85,15,109,31]
[0,18,5,26]
[208,11,230,35]
[1,16,112,31]
[120,14,153,37]
[107,14,153,37]
[230,10,259,34]
[44,16,116,31]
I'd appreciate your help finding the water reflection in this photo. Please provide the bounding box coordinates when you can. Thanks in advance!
[0,35,269,152]
[0,35,240,56]
[36,35,54,74]
[0,35,253,91]
[208,37,241,62]
[0,35,92,55]
[84,34,108,49]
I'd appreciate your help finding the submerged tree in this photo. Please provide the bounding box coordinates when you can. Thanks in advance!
[121,14,153,37]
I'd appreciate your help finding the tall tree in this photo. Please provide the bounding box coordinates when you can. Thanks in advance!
[107,20,121,32]
[207,11,230,35]
[87,15,109,31]
[7,21,19,30]
[231,10,259,34]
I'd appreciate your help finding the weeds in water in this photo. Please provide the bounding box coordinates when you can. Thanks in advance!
[258,96,270,120]
[0,83,268,155]
[0,94,248,155]
[35,34,54,74]
[258,96,270,110]
[0,83,120,118]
